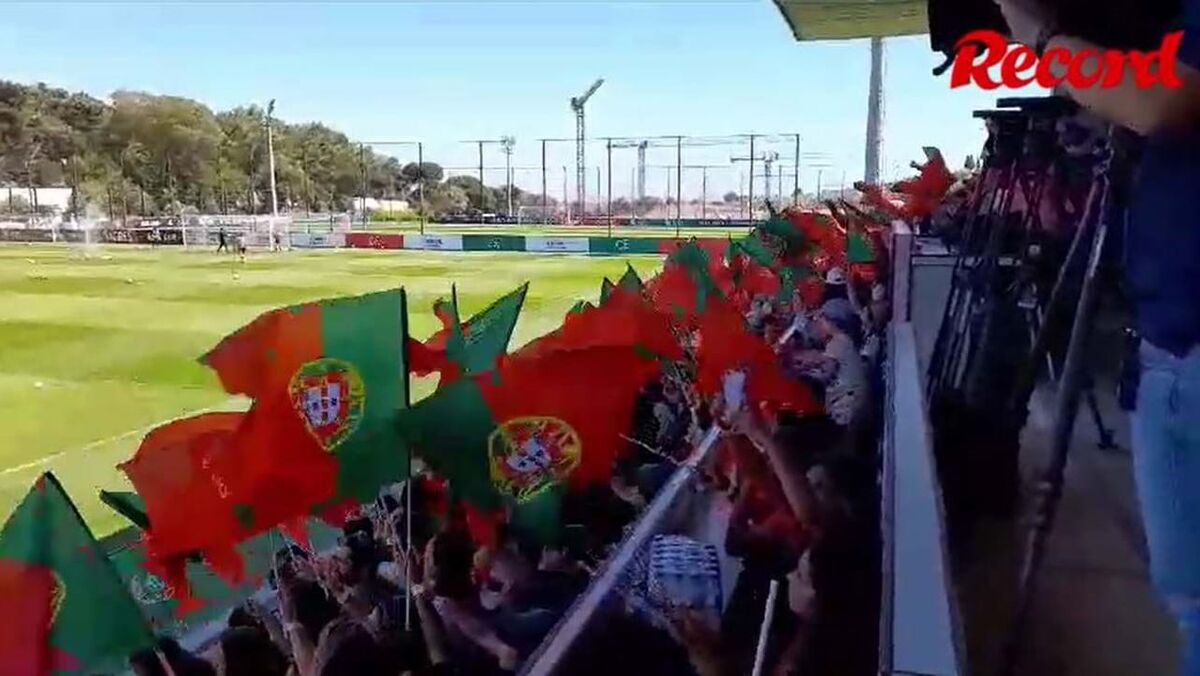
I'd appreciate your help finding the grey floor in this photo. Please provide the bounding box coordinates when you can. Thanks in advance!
[956,384,1179,676]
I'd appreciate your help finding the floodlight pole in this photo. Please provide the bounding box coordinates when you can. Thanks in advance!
[748,135,757,221]
[606,138,613,236]
[864,38,884,184]
[359,143,368,224]
[266,100,279,219]
[418,142,426,234]
[675,136,682,222]
[500,136,515,217]
[478,141,485,224]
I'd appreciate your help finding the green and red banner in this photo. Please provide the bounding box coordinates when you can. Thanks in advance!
[0,473,154,676]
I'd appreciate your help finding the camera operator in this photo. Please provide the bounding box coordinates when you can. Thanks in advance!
[994,1,1200,673]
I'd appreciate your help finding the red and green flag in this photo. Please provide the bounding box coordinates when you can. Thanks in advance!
[599,277,616,304]
[524,287,682,362]
[399,345,663,544]
[410,284,528,383]
[618,264,644,293]
[0,473,154,675]
[648,240,728,321]
[443,283,528,377]
[695,300,821,416]
[99,490,150,531]
[200,288,411,524]
[119,412,250,593]
[567,300,594,316]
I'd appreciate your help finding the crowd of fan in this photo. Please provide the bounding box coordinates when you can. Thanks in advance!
[128,267,888,676]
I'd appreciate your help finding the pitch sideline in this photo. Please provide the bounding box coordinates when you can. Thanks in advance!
[0,397,242,477]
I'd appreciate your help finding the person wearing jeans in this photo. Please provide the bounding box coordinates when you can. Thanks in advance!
[994,0,1200,672]
[1133,342,1200,673]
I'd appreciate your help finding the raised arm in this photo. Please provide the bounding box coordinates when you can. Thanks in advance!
[735,411,821,529]
[994,0,1200,135]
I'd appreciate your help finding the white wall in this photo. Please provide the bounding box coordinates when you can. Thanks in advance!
[1,186,73,212]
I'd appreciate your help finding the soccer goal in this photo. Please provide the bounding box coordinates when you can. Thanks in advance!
[181,216,291,252]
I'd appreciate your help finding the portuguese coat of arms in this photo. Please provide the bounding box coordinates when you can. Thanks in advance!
[488,417,581,503]
[289,358,365,450]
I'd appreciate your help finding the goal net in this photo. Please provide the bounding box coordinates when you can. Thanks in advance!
[181,216,291,251]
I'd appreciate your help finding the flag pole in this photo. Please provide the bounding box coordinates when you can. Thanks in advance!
[401,288,414,632]
[155,649,179,676]
[750,580,780,676]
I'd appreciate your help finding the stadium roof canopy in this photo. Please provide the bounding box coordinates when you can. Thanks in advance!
[772,0,926,40]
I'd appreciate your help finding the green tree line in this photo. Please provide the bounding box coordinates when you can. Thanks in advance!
[0,80,540,218]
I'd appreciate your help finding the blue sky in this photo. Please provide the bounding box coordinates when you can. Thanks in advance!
[0,1,1001,199]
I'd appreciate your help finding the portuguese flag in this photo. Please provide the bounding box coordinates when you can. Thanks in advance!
[200,288,411,524]
[566,300,595,316]
[648,241,727,321]
[617,263,644,293]
[0,473,154,675]
[98,490,150,530]
[599,277,616,304]
[695,299,821,416]
[400,345,663,543]
[409,283,528,383]
[523,287,681,362]
[119,412,250,591]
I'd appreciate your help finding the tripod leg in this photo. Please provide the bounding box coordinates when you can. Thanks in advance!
[1085,382,1119,451]
[998,176,1112,676]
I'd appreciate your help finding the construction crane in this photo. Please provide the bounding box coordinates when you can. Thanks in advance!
[570,78,604,215]
[730,151,779,214]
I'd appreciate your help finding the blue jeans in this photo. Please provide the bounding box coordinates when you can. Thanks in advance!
[1133,341,1200,676]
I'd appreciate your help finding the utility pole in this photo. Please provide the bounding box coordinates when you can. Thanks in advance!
[731,148,776,219]
[675,136,682,221]
[793,133,801,206]
[541,140,547,224]
[266,99,279,218]
[701,167,708,219]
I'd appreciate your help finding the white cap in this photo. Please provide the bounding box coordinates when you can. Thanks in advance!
[824,267,846,285]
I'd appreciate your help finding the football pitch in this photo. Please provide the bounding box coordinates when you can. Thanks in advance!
[0,244,662,537]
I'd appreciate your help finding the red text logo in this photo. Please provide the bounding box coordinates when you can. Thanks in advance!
[950,30,1184,90]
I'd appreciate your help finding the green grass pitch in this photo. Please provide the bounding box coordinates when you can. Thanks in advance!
[0,244,662,537]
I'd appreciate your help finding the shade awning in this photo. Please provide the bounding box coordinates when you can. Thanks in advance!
[772,0,927,41]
